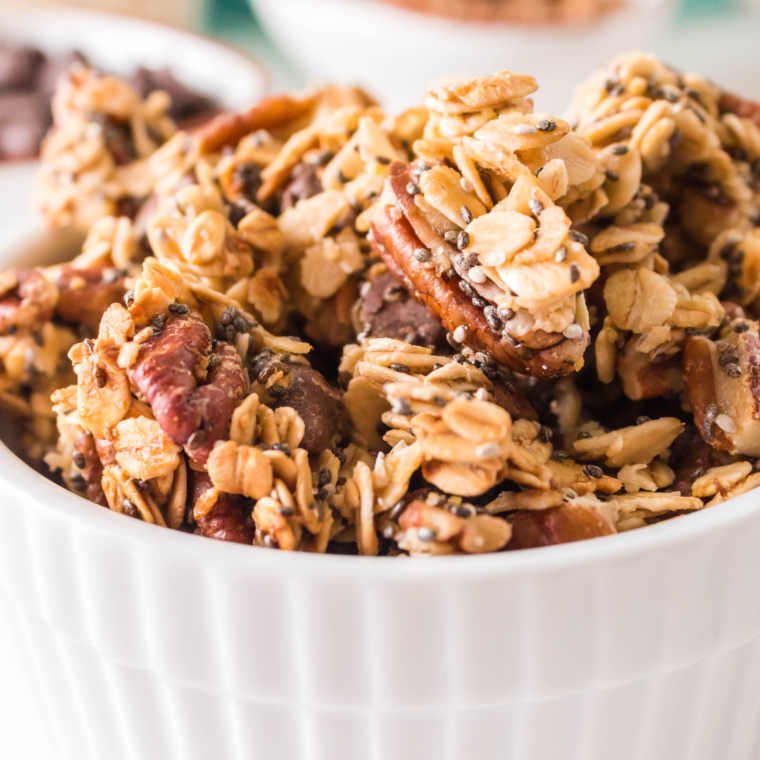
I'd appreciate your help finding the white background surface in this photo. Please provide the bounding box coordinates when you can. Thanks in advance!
[3,8,760,760]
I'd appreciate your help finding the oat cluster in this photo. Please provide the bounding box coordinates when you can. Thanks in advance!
[4,54,760,556]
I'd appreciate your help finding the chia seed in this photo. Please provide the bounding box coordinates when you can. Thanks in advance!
[93,365,107,388]
[486,313,502,332]
[570,230,589,246]
[168,301,190,315]
[461,206,474,225]
[583,464,604,479]
[536,119,557,132]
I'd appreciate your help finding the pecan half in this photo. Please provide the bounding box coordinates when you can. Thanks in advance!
[0,269,58,335]
[507,503,615,550]
[74,429,107,506]
[127,313,248,464]
[370,165,589,377]
[56,265,127,333]
[189,470,253,544]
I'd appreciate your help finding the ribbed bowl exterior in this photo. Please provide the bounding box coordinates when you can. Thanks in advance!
[2,446,760,760]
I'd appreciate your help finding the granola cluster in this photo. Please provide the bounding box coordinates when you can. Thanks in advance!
[5,55,760,556]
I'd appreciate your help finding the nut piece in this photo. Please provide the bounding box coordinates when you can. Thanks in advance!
[56,265,127,332]
[74,429,107,506]
[189,469,254,544]
[683,329,760,455]
[507,503,615,550]
[127,313,248,463]
[356,271,447,350]
[371,170,590,378]
[267,360,350,453]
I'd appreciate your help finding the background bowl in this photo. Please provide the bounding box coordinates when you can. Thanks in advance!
[2,227,760,760]
[248,0,675,112]
[0,5,268,113]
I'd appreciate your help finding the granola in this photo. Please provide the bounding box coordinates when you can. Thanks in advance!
[7,55,760,556]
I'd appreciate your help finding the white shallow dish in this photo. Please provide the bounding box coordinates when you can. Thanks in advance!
[2,241,760,760]
[249,0,674,112]
[0,5,268,114]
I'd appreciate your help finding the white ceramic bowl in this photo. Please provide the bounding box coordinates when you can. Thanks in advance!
[0,5,268,113]
[2,237,760,760]
[249,0,675,112]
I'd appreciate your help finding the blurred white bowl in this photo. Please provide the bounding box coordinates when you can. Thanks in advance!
[249,0,675,112]
[0,5,268,113]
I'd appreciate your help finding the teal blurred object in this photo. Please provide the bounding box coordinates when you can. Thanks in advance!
[682,0,740,16]
[205,0,258,33]
[679,0,739,15]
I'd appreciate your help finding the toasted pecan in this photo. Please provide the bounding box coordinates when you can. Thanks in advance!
[371,203,586,377]
[189,470,253,544]
[127,313,247,464]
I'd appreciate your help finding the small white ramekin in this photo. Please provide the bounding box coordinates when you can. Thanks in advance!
[3,234,760,760]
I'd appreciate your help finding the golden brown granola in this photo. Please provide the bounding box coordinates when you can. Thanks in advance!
[7,55,760,556]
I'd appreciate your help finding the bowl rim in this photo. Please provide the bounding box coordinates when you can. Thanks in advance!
[2,160,757,585]
[3,436,758,580]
